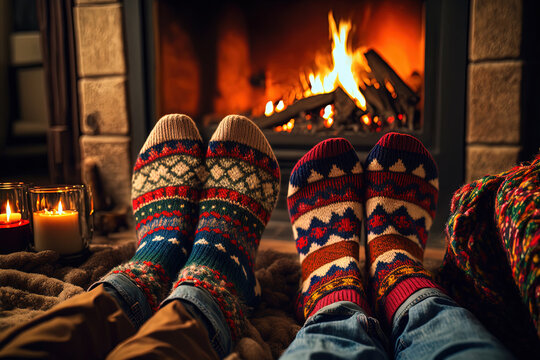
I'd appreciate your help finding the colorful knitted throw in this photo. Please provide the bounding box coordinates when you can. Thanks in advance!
[439,155,540,358]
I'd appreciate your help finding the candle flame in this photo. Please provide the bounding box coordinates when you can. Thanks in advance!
[6,200,11,222]
[58,200,63,214]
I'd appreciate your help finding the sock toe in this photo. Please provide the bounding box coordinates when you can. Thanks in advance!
[141,114,202,152]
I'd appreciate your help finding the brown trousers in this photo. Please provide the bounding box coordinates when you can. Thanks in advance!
[0,285,219,360]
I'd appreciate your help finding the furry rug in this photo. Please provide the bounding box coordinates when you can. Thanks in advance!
[0,234,303,359]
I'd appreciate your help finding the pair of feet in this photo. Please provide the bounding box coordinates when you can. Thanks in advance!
[289,134,440,323]
[106,114,280,342]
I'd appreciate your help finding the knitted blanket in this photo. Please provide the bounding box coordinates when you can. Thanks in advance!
[438,155,540,359]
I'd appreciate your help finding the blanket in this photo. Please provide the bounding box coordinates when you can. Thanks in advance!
[0,233,302,360]
[438,155,540,358]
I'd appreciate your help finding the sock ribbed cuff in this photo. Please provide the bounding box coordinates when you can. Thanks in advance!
[383,276,440,323]
[308,289,372,318]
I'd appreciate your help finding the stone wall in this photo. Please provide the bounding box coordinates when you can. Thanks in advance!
[466,0,523,182]
[73,0,131,208]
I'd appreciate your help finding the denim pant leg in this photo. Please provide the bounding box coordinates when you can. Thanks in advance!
[280,301,390,360]
[88,273,153,329]
[162,284,232,359]
[392,288,516,360]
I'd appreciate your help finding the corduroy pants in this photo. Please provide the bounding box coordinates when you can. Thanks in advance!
[0,285,219,360]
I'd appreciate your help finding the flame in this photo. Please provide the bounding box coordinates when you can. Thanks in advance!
[6,200,11,222]
[264,101,274,116]
[361,114,371,126]
[305,12,367,110]
[57,200,63,214]
[322,105,334,128]
[265,11,369,123]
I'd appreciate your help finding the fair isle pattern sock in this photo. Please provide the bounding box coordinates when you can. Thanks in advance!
[107,114,205,312]
[365,132,440,323]
[174,115,280,341]
[288,138,370,320]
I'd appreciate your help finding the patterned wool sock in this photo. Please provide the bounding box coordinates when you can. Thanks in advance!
[173,115,280,341]
[364,132,440,323]
[288,138,370,320]
[105,114,205,311]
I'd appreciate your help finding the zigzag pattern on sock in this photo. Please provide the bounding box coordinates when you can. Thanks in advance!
[288,138,371,320]
[174,115,280,342]
[365,132,440,323]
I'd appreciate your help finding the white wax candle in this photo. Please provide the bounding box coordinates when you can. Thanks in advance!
[33,209,82,255]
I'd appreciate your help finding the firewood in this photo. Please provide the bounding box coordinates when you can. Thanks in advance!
[255,92,335,128]
[364,49,419,105]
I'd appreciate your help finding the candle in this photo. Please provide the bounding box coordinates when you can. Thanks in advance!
[0,200,30,254]
[33,200,83,255]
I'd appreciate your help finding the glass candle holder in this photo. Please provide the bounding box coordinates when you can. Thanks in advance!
[28,185,93,258]
[0,182,31,254]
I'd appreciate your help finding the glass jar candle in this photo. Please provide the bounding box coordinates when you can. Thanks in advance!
[0,182,31,254]
[28,185,93,258]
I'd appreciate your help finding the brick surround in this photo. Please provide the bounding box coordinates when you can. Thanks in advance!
[466,0,525,182]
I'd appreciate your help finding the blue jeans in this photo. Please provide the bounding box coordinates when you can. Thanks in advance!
[280,288,515,360]
[90,274,232,358]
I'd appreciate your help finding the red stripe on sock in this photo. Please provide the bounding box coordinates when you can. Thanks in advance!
[365,171,437,217]
[200,188,270,224]
[133,186,199,212]
[134,143,203,171]
[368,235,424,264]
[308,289,371,318]
[302,241,359,282]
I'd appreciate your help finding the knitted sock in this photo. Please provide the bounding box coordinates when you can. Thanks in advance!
[106,114,205,311]
[288,138,370,320]
[173,115,280,341]
[364,132,440,323]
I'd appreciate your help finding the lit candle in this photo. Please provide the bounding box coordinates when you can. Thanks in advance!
[0,200,30,254]
[33,200,83,255]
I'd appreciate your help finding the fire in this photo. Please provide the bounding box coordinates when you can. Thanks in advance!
[58,200,63,214]
[264,11,370,131]
[264,101,274,116]
[322,105,334,128]
[304,12,367,110]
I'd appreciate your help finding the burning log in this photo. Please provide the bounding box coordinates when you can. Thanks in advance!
[364,49,419,104]
[256,92,334,128]
[255,47,421,134]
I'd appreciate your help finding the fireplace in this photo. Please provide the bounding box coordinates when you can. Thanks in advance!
[55,0,537,244]
[123,0,468,245]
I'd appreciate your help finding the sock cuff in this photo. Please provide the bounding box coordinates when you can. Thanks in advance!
[383,276,440,323]
[141,114,201,152]
[308,289,372,318]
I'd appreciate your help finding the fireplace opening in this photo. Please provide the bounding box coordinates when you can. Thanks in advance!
[126,0,469,246]
[156,0,425,135]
